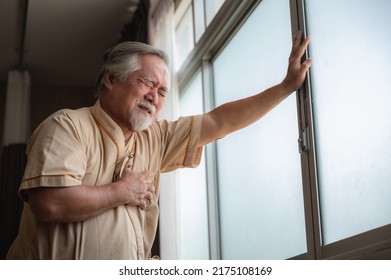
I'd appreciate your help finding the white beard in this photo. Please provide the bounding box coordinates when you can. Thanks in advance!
[129,110,152,131]
[129,100,156,131]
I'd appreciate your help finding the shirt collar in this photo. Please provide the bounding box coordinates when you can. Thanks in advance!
[90,99,127,156]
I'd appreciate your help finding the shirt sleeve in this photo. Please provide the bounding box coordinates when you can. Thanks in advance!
[156,115,204,173]
[19,110,87,201]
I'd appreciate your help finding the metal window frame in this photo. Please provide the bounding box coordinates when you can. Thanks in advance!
[289,0,321,260]
[176,0,391,260]
[176,0,259,93]
[290,0,391,260]
[176,0,263,259]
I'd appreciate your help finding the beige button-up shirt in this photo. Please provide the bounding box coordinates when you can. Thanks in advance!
[7,100,203,259]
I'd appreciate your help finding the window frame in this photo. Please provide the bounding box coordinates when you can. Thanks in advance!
[290,0,391,260]
[174,0,391,260]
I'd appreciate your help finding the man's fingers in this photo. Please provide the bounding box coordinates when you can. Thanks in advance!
[121,169,155,209]
[139,194,153,211]
[142,170,154,180]
[145,182,155,193]
[291,32,310,61]
[139,171,155,194]
[145,190,153,201]
[139,200,147,210]
[292,31,303,49]
[301,58,313,71]
[298,36,311,58]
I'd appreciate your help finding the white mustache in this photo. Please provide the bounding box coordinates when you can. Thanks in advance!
[136,100,156,114]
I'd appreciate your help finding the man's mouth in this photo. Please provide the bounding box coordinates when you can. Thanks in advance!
[138,104,151,115]
[136,101,156,116]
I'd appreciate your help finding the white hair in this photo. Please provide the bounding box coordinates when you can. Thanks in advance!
[94,41,169,97]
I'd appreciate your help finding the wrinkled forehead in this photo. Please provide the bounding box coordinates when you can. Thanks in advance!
[136,54,170,85]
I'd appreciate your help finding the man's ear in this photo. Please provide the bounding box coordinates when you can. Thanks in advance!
[103,71,115,90]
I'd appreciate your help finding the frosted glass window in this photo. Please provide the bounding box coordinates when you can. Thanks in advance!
[213,0,306,259]
[205,0,225,26]
[305,0,391,244]
[193,0,205,42]
[175,5,194,71]
[175,0,226,68]
[177,72,209,259]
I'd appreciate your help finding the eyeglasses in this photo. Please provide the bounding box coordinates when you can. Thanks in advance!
[134,75,167,98]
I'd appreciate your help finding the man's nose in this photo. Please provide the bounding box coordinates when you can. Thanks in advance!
[145,88,158,106]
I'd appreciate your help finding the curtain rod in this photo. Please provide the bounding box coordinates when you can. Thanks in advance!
[17,0,29,70]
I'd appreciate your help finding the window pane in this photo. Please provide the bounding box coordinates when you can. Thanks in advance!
[194,0,205,42]
[205,0,226,26]
[175,5,194,71]
[177,72,209,259]
[213,0,306,259]
[306,0,391,244]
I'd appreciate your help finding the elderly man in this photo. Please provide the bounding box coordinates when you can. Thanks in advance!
[7,31,311,259]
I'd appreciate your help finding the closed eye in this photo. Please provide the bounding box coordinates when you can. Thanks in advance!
[136,76,168,98]
[136,77,154,89]
[158,88,167,98]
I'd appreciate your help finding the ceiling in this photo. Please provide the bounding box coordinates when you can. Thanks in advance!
[0,0,142,88]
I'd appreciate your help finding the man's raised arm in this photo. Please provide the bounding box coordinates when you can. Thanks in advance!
[199,31,312,146]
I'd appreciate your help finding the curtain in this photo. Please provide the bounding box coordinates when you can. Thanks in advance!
[0,143,26,259]
[2,70,31,146]
[149,0,179,125]
[119,0,151,43]
[148,0,181,259]
[0,70,31,259]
